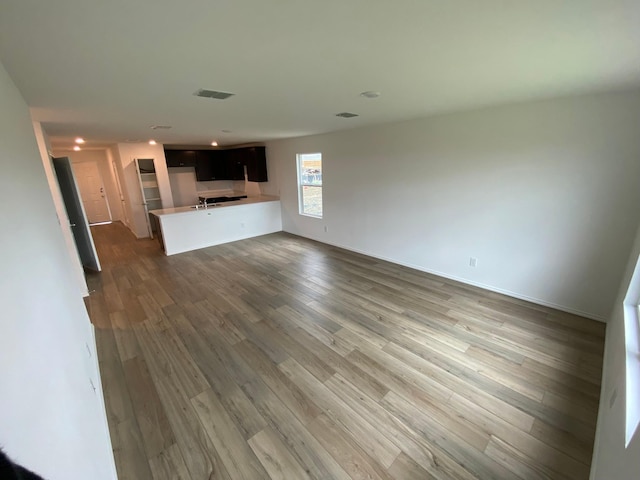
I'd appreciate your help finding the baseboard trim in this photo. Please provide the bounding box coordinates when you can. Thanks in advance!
[89,325,119,480]
[286,231,607,323]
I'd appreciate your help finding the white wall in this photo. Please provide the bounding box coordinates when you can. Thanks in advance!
[591,221,640,479]
[53,149,124,222]
[168,167,200,206]
[115,143,173,238]
[0,62,116,478]
[268,90,640,320]
[196,178,235,194]
[107,145,132,229]
[167,167,238,207]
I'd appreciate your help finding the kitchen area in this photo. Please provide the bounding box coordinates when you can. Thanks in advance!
[57,141,282,258]
[145,145,282,255]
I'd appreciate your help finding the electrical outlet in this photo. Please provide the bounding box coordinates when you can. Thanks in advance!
[324,226,328,233]
[241,222,245,228]
[469,257,478,267]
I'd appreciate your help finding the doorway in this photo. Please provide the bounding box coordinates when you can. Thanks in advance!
[72,160,112,225]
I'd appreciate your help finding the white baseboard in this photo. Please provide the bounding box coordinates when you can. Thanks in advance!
[286,231,607,323]
[89,325,119,479]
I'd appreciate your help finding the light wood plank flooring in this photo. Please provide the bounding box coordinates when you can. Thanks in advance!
[86,222,605,480]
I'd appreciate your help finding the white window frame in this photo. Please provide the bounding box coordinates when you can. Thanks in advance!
[296,153,323,218]
[624,255,640,446]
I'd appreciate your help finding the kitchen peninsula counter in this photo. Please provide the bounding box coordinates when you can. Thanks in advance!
[150,195,282,255]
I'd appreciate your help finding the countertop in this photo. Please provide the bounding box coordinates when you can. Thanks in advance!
[150,195,280,217]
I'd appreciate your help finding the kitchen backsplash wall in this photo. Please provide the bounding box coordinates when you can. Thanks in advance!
[168,166,249,207]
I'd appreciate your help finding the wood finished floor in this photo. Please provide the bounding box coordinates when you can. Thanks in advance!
[87,222,605,480]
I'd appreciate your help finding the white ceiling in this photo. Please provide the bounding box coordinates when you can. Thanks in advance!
[1,0,639,149]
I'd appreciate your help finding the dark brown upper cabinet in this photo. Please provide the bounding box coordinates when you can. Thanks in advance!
[164,146,268,182]
[164,149,198,168]
[195,150,228,181]
[226,149,246,181]
[244,147,268,182]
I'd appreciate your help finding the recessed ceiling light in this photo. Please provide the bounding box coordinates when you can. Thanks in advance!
[149,140,157,145]
[211,141,218,146]
[73,146,81,151]
[360,91,381,99]
[75,137,85,144]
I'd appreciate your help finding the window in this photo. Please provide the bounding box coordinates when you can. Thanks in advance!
[297,153,322,218]
[624,255,640,446]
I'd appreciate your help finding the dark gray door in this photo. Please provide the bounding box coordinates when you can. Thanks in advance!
[53,157,101,272]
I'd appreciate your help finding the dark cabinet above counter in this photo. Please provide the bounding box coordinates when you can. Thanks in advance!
[244,147,268,182]
[226,148,248,181]
[195,150,228,181]
[164,146,268,182]
[164,149,198,168]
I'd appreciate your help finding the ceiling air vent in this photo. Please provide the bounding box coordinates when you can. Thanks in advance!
[194,89,235,100]
[335,112,359,118]
[150,125,172,130]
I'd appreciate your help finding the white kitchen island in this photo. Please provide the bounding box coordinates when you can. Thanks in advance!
[150,195,282,255]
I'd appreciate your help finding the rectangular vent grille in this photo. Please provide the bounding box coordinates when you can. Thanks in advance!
[194,89,235,100]
[335,112,359,118]
[150,125,172,130]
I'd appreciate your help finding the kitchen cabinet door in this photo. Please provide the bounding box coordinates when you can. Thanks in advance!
[226,149,246,180]
[195,150,229,181]
[245,147,268,182]
[165,149,197,168]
